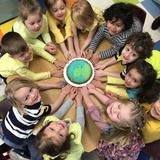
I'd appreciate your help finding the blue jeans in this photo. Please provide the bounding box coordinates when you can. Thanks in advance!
[0,122,42,160]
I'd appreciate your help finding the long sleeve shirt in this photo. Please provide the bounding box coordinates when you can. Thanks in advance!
[2,102,51,145]
[46,8,72,44]
[88,17,142,59]
[0,53,51,81]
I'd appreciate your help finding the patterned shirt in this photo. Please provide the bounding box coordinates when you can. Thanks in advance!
[2,102,51,145]
[88,17,142,59]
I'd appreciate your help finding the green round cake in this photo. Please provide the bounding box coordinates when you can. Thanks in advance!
[66,59,92,84]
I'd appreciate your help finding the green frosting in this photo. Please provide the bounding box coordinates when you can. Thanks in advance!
[67,59,92,84]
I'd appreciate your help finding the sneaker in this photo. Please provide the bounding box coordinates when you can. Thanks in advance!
[9,149,30,160]
[151,16,160,30]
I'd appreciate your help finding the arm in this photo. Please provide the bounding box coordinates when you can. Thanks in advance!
[50,85,72,113]
[81,87,108,130]
[95,69,121,78]
[75,91,85,131]
[71,22,81,55]
[67,36,76,58]
[31,44,56,63]
[95,56,117,70]
[59,42,69,58]
[81,27,97,53]
[88,25,105,53]
[17,67,51,81]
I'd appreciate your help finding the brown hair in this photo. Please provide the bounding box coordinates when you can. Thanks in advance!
[19,0,42,22]
[1,32,29,56]
[45,0,66,11]
[36,121,73,160]
[5,77,38,110]
[124,32,153,59]
[71,0,96,29]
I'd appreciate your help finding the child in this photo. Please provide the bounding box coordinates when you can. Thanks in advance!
[0,32,62,81]
[87,2,142,60]
[13,0,57,55]
[97,60,157,100]
[36,91,84,160]
[45,0,75,59]
[81,86,145,160]
[71,0,105,56]
[0,78,73,160]
[95,32,153,79]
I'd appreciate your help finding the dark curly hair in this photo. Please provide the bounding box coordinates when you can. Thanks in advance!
[103,2,133,31]
[125,32,153,59]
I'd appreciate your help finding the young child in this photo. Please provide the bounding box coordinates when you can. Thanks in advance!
[81,86,145,160]
[13,0,57,55]
[98,60,157,100]
[95,32,153,79]
[0,32,62,81]
[36,90,84,160]
[45,0,75,59]
[87,2,142,60]
[71,0,105,56]
[0,78,73,160]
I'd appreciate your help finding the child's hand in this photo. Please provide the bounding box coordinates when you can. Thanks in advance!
[61,84,72,95]
[51,70,63,78]
[92,80,105,90]
[75,90,83,106]
[85,49,93,60]
[95,63,106,70]
[105,91,119,99]
[45,42,57,54]
[70,87,78,100]
[54,60,66,69]
[55,80,67,88]
[95,69,106,77]
[91,54,100,65]
[87,83,96,93]
[80,50,86,58]
[80,87,89,96]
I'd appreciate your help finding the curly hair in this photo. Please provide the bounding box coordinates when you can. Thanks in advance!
[103,2,133,31]
[125,32,153,59]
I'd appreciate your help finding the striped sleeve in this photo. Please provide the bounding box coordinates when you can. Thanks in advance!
[88,24,106,52]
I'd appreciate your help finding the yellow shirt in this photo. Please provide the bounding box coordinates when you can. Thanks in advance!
[42,115,84,160]
[0,53,51,81]
[145,50,160,79]
[142,103,160,144]
[46,8,72,44]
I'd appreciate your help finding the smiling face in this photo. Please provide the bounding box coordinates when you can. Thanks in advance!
[125,68,143,89]
[121,44,139,64]
[107,18,125,36]
[43,120,68,146]
[106,100,134,123]
[150,99,160,120]
[24,12,42,32]
[12,47,33,63]
[14,87,41,106]
[50,0,66,21]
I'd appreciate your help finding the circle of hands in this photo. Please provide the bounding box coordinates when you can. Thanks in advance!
[52,49,118,103]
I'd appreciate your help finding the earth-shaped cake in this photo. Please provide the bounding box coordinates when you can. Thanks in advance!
[64,58,94,87]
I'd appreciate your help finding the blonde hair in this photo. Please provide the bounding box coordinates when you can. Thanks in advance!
[5,78,38,111]
[71,0,96,29]
[102,99,145,147]
[19,0,42,22]
[45,0,66,11]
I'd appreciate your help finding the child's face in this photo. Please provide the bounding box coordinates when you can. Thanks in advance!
[106,100,134,123]
[107,18,125,36]
[125,68,143,89]
[150,99,160,120]
[50,0,66,21]
[12,48,33,63]
[43,120,68,146]
[121,44,139,64]
[24,12,42,32]
[14,87,41,106]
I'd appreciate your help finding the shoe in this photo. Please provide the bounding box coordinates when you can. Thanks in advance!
[9,149,30,160]
[151,16,160,30]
